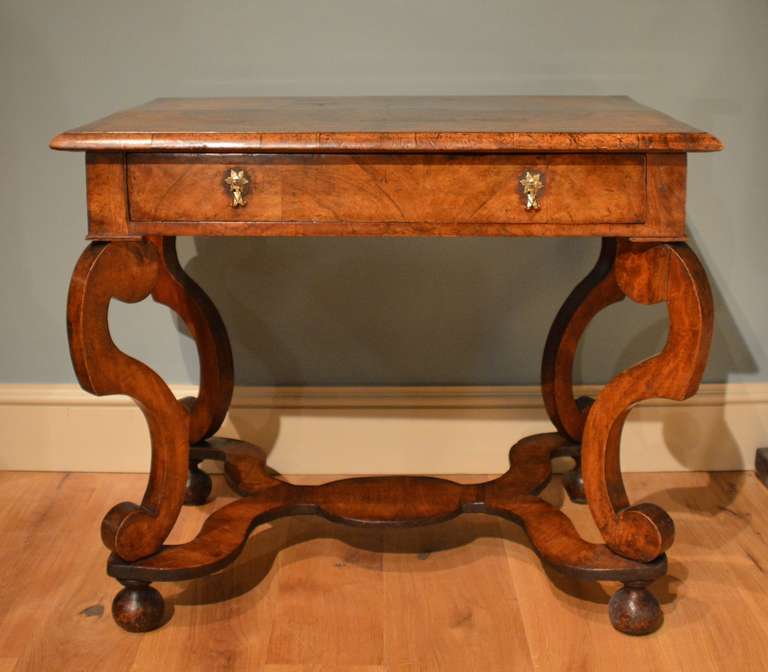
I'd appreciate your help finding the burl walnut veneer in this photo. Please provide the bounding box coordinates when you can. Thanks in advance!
[52,96,721,635]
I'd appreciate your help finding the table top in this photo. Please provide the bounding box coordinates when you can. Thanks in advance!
[50,96,721,154]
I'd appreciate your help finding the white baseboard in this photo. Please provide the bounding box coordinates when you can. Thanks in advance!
[0,383,766,474]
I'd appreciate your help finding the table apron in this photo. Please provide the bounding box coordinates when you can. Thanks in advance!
[84,152,687,239]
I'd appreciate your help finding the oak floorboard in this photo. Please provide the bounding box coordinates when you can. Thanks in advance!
[0,471,767,671]
[381,514,535,672]
[3,473,146,671]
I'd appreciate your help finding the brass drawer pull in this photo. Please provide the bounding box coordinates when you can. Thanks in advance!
[224,168,249,207]
[520,171,544,211]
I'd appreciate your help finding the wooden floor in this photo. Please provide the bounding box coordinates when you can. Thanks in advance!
[1,470,767,672]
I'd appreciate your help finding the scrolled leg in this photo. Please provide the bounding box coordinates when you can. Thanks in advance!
[69,237,236,556]
[184,458,213,505]
[608,581,663,635]
[559,399,593,504]
[542,239,625,502]
[561,455,586,504]
[542,238,625,443]
[582,241,713,562]
[68,240,190,561]
[112,580,165,633]
[149,237,234,507]
[149,236,233,445]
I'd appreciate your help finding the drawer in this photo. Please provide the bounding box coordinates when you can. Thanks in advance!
[126,153,646,226]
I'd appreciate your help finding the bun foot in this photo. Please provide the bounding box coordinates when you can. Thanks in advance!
[608,582,662,635]
[184,459,212,505]
[562,465,586,504]
[112,581,165,633]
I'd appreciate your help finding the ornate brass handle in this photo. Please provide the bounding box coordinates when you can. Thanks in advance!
[224,168,249,207]
[519,171,544,211]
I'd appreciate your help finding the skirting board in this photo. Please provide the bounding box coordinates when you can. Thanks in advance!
[0,383,766,474]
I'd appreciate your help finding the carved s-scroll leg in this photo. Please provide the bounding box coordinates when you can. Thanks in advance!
[148,236,234,504]
[68,241,189,561]
[582,241,713,562]
[149,236,233,444]
[541,238,626,500]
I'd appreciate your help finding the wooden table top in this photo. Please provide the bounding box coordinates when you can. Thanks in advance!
[50,96,722,154]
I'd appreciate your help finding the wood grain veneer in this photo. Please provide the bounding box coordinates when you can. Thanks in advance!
[126,153,646,227]
[51,96,722,154]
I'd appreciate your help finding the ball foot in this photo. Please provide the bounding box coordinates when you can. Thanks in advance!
[184,459,212,505]
[608,582,662,635]
[112,581,165,633]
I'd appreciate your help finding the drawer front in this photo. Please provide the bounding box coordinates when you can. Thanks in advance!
[126,154,646,226]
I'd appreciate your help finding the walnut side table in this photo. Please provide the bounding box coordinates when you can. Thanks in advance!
[51,96,722,635]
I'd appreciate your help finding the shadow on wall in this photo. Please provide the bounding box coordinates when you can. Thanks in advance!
[181,235,593,387]
[174,231,755,476]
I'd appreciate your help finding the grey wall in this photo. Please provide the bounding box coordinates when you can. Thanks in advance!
[1,0,765,387]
